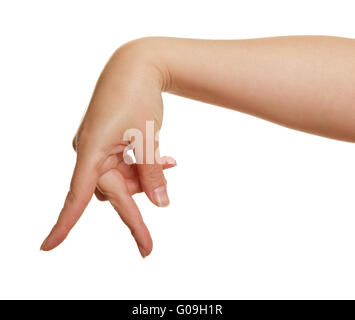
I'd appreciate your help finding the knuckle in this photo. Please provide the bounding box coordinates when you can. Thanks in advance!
[64,190,86,209]
[55,220,72,234]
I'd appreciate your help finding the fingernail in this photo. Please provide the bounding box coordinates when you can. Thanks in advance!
[152,185,169,207]
[40,237,48,251]
[165,157,177,165]
[138,245,148,258]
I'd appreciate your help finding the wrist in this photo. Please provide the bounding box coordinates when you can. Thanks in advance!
[113,37,172,93]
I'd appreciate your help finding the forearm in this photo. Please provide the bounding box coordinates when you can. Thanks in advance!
[149,36,355,142]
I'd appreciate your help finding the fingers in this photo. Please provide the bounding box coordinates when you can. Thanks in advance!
[126,157,177,195]
[40,155,99,251]
[95,156,177,201]
[98,169,153,258]
[137,162,169,207]
[41,145,175,253]
[160,156,177,169]
[135,138,171,207]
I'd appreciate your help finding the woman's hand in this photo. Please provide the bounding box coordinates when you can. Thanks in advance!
[41,39,171,254]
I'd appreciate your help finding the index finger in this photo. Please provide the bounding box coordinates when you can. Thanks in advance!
[40,154,99,251]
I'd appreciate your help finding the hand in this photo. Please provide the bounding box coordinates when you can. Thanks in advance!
[41,38,171,255]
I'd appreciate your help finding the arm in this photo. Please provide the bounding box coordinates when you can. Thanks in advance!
[159,36,355,141]
[41,36,355,256]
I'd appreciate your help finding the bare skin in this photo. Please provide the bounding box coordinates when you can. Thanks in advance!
[41,36,355,257]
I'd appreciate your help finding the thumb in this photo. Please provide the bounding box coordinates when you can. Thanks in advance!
[136,138,170,207]
[137,162,169,207]
[40,153,99,251]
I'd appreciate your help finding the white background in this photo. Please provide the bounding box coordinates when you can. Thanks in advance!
[1,0,355,299]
